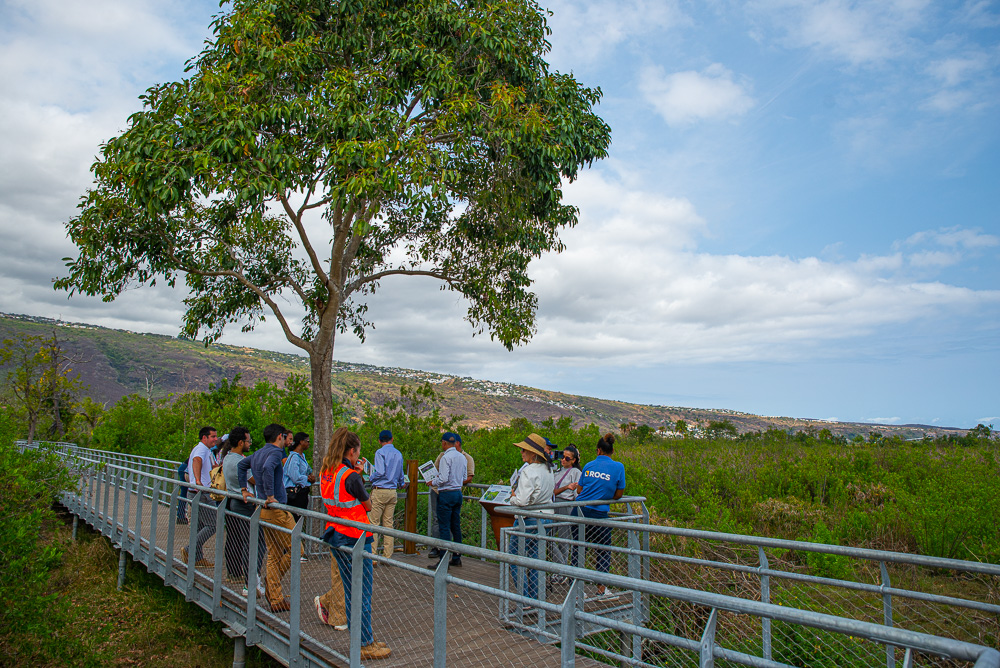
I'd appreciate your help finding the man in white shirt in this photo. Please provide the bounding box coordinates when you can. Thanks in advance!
[182,426,219,568]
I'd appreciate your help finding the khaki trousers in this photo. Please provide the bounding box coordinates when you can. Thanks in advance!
[319,554,347,626]
[368,488,398,559]
[260,508,294,605]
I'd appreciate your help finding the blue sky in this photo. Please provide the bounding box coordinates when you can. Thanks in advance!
[0,0,997,428]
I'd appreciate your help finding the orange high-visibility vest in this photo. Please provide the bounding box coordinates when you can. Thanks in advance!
[320,464,371,539]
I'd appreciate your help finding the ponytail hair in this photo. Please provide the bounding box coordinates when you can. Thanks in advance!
[320,427,361,474]
[563,444,582,470]
[597,432,616,455]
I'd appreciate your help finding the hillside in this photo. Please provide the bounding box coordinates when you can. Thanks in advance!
[0,312,966,439]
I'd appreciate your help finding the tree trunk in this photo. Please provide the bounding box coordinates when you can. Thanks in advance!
[309,334,336,470]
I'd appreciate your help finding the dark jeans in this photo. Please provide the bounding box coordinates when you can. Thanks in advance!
[509,517,551,599]
[582,507,611,573]
[224,498,265,582]
[436,489,463,552]
[324,529,374,647]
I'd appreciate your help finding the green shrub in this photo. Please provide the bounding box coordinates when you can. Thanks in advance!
[0,437,75,636]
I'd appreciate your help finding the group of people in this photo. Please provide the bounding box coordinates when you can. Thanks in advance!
[174,423,626,661]
[506,432,626,598]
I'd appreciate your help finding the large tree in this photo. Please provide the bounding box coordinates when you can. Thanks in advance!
[56,0,611,462]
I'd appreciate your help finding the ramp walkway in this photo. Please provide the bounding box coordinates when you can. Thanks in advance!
[23,441,1000,668]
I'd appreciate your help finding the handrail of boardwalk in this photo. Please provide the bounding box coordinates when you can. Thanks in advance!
[21,440,1000,668]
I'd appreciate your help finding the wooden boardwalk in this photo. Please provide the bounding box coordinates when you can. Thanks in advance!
[94,479,612,668]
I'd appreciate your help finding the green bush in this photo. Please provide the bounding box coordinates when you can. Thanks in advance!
[0,436,75,636]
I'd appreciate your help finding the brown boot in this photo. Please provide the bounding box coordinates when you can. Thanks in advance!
[360,643,391,660]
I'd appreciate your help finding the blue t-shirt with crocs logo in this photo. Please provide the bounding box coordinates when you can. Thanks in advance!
[576,455,626,513]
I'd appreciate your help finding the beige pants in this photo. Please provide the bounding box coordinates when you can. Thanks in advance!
[318,554,347,626]
[260,508,294,605]
[368,488,398,559]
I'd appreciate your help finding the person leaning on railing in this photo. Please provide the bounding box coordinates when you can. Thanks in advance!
[318,428,392,661]
[237,423,296,613]
[571,433,625,597]
[220,426,265,596]
[507,433,555,599]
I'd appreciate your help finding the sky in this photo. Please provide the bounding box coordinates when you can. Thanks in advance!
[1,0,998,428]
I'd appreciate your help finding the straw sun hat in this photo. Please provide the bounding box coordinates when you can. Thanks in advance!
[514,433,548,460]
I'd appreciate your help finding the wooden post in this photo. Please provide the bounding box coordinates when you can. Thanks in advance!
[404,459,418,554]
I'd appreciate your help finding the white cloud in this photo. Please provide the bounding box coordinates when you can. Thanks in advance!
[748,0,930,65]
[303,173,1000,373]
[866,417,903,425]
[542,0,688,66]
[927,56,987,87]
[901,226,1000,250]
[640,64,756,126]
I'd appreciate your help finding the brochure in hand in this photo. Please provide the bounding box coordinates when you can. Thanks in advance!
[418,460,438,484]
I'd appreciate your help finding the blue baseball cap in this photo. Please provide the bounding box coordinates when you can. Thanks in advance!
[378,430,393,442]
[442,431,462,444]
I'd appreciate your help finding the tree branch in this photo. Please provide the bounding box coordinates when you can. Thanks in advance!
[165,250,311,353]
[280,192,331,289]
[345,268,459,297]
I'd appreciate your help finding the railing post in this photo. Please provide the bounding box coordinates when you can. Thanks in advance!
[101,465,111,535]
[185,491,201,600]
[246,506,262,646]
[433,550,450,668]
[560,579,584,667]
[405,459,418,554]
[882,561,895,668]
[147,479,161,573]
[628,529,643,662]
[759,547,771,661]
[117,547,128,590]
[350,537,365,668]
[289,516,304,666]
[699,608,718,668]
[133,474,146,558]
[72,514,78,541]
[111,468,122,540]
[120,471,133,549]
[165,485,181,586]
[537,520,547,636]
[212,499,227,619]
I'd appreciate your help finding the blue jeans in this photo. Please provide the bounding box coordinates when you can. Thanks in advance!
[509,517,551,599]
[436,489,463,550]
[582,507,611,573]
[325,529,374,647]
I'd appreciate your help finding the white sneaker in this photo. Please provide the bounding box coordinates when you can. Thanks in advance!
[256,580,266,597]
[300,556,308,563]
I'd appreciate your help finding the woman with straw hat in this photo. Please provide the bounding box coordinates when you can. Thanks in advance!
[508,433,555,599]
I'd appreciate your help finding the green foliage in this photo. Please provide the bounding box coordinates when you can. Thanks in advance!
[91,374,319,461]
[56,0,612,456]
[801,521,854,580]
[1,333,83,441]
[0,438,75,636]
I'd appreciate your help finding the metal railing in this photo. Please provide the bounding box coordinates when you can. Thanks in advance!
[22,441,1000,668]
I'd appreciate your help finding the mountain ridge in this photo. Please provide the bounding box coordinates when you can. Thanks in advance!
[0,312,968,438]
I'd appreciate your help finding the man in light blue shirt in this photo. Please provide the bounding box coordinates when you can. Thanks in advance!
[368,430,407,559]
[430,432,467,567]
